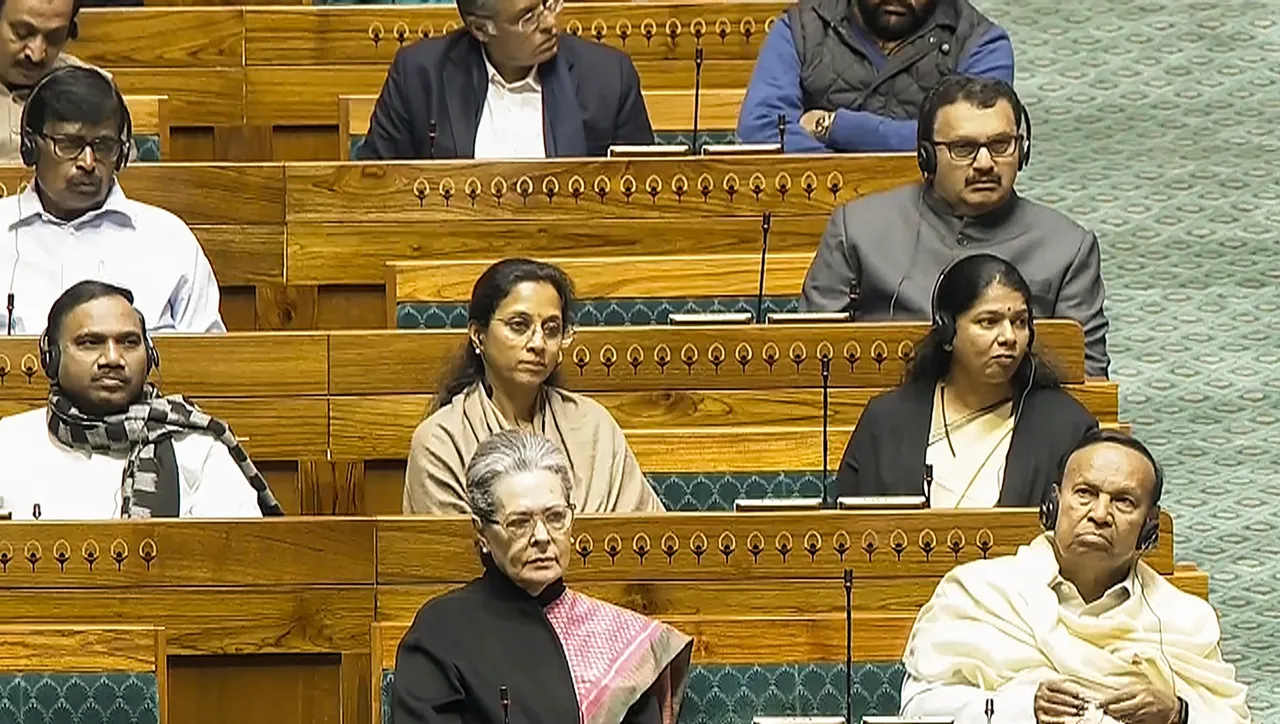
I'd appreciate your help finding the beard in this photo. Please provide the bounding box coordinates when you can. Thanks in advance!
[855,0,936,42]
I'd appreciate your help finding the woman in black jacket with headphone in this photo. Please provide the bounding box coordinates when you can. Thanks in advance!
[836,252,1097,507]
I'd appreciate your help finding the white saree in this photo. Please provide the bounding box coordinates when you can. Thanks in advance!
[900,534,1251,723]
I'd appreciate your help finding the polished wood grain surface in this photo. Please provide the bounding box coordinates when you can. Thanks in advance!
[0,626,160,672]
[0,514,1198,724]
[243,4,787,66]
[285,155,918,222]
[327,321,1088,395]
[389,253,814,303]
[75,8,243,67]
[375,510,1178,581]
[342,87,746,142]
[111,68,246,128]
[0,333,326,399]
[288,217,825,286]
[328,382,1120,459]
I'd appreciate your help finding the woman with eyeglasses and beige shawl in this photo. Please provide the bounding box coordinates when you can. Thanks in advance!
[403,258,664,515]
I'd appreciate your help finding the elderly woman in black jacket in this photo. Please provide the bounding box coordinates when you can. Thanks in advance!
[836,253,1097,507]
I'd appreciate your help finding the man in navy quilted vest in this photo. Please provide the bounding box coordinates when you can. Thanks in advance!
[737,0,1013,152]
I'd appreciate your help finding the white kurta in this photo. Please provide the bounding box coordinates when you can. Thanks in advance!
[900,533,1252,723]
[0,408,262,520]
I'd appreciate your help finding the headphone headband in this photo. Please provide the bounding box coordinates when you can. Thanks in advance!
[19,65,133,172]
[916,76,1033,178]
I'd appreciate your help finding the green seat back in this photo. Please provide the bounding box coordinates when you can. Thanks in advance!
[0,673,159,724]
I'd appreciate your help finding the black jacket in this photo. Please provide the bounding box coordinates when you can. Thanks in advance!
[835,379,1098,506]
[392,568,662,724]
[357,31,654,160]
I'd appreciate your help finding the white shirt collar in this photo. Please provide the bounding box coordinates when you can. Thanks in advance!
[482,51,541,94]
[11,181,134,230]
[1050,566,1138,617]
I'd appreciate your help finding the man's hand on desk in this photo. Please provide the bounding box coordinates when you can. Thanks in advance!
[1099,685,1182,724]
[1034,679,1092,723]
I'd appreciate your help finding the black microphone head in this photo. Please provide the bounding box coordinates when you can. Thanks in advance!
[985,697,994,717]
[499,686,509,704]
[842,568,853,586]
[695,45,704,65]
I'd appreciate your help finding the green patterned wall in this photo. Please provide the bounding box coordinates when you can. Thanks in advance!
[976,0,1279,717]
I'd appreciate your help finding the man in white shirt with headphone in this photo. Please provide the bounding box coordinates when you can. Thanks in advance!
[0,65,223,335]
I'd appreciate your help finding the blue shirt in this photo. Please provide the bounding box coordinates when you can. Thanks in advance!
[737,14,1015,152]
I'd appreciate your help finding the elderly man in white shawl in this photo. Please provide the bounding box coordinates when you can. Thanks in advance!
[900,429,1251,724]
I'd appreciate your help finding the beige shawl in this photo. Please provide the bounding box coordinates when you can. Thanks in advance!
[926,384,1015,508]
[902,533,1251,722]
[403,383,664,514]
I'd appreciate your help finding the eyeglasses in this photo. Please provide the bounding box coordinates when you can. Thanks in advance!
[929,135,1021,163]
[510,0,564,33]
[40,134,123,162]
[496,315,567,344]
[484,503,574,538]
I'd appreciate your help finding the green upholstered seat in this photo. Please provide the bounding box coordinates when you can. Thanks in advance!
[0,673,159,724]
[651,473,827,511]
[396,297,801,329]
[381,663,904,724]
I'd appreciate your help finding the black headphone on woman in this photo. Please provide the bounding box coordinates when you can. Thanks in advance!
[1039,429,1164,552]
[18,65,133,172]
[928,253,1038,350]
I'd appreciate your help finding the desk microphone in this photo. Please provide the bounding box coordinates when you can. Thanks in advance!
[5,293,13,335]
[820,354,832,506]
[754,211,772,323]
[842,568,853,724]
[428,119,438,159]
[691,45,704,155]
[776,113,787,153]
[923,463,934,508]
[499,686,510,724]
[985,697,994,723]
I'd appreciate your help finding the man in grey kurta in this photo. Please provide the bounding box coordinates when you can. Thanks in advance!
[801,75,1110,377]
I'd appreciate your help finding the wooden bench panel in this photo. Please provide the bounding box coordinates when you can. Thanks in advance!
[0,333,325,399]
[341,87,745,156]
[289,217,823,287]
[0,625,163,673]
[329,382,1119,460]
[327,322,1087,395]
[285,155,919,222]
[244,5,785,66]
[75,8,243,68]
[389,253,813,303]
[251,63,754,127]
[110,68,246,128]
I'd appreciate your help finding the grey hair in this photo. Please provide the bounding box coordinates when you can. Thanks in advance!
[465,430,574,521]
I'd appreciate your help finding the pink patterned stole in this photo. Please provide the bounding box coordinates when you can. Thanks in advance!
[543,589,692,724]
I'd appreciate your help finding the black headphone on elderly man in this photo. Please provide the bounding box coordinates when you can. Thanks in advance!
[18,64,134,173]
[1039,428,1163,553]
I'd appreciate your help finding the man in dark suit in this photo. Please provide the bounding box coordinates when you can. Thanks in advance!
[357,0,654,160]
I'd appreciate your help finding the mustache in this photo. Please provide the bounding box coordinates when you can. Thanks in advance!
[966,173,1002,186]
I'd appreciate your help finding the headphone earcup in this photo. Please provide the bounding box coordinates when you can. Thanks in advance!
[19,132,37,168]
[1137,507,1160,551]
[146,337,160,375]
[1039,486,1059,532]
[916,142,936,178]
[38,330,58,380]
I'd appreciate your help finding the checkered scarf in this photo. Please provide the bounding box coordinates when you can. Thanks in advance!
[46,384,285,518]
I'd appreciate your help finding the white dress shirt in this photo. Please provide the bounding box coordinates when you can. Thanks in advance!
[899,570,1139,723]
[473,54,546,160]
[0,183,225,335]
[0,408,262,519]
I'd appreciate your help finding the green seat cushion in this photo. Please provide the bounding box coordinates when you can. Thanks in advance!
[397,297,800,329]
[381,663,903,724]
[0,673,159,724]
[651,472,828,511]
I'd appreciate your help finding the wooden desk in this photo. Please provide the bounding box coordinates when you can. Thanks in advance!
[0,513,1198,724]
[284,154,918,327]
[69,3,784,160]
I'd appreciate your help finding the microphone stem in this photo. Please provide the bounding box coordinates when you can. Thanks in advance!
[692,46,704,155]
[755,211,771,323]
[843,568,853,724]
[821,355,830,503]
